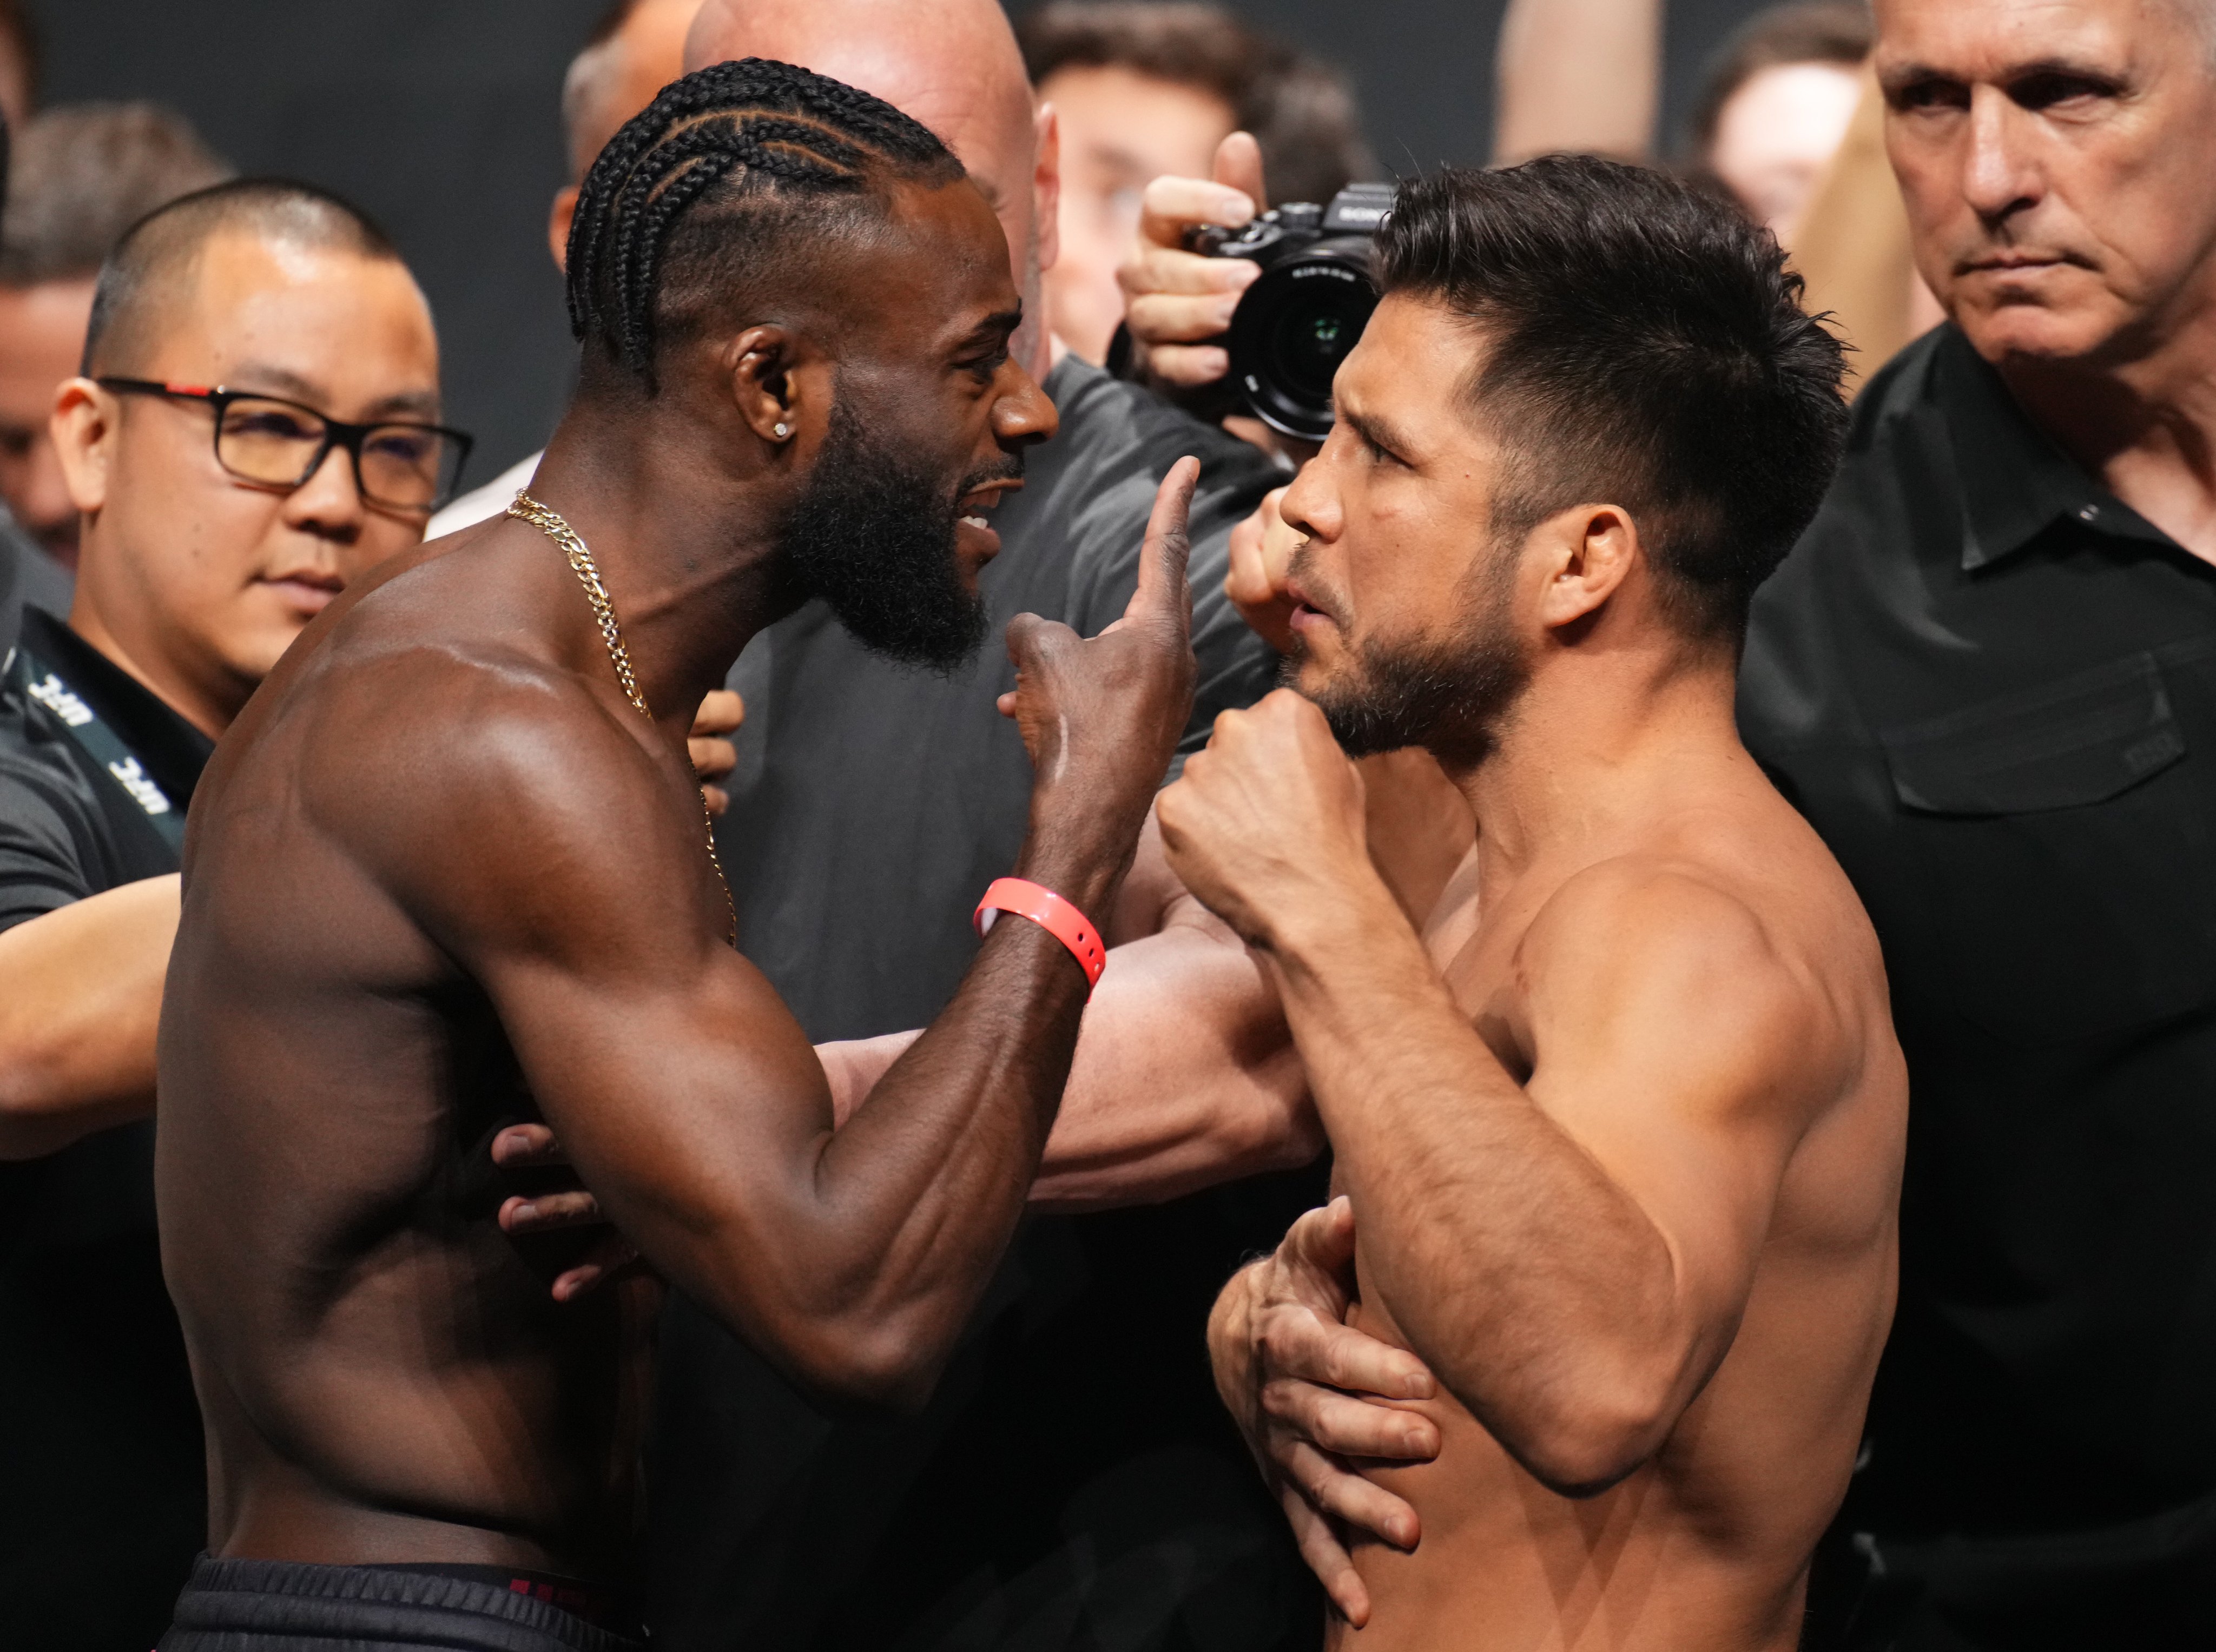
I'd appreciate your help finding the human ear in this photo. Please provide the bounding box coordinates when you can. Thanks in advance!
[1534,504,1638,631]
[547,186,579,275]
[726,325,830,450]
[50,378,114,516]
[1032,102,1061,277]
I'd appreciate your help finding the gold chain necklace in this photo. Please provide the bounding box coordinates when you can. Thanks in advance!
[507,490,737,947]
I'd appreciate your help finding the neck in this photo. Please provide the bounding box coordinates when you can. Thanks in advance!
[67,576,246,742]
[524,393,793,739]
[1994,278,2216,562]
[1442,643,1745,884]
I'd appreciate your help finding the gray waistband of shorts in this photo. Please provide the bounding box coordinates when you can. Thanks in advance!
[162,1552,645,1652]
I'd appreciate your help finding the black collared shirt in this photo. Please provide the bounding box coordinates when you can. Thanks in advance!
[1742,326,2216,1642]
[0,605,213,1651]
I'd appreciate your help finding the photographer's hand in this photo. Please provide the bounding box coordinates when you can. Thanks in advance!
[1224,485,1304,654]
[1118,133,1267,390]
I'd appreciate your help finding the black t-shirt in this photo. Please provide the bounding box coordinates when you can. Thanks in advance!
[647,359,1328,1650]
[0,524,72,664]
[0,606,212,1651]
[1743,327,2216,1648]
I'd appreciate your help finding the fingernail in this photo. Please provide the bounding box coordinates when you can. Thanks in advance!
[512,1201,536,1221]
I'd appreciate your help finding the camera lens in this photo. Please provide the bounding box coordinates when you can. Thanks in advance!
[1271,290,1366,402]
[1226,244,1379,441]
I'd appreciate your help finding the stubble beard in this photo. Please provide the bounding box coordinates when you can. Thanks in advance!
[1288,544,1532,768]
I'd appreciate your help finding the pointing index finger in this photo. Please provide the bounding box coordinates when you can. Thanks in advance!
[1125,455,1199,637]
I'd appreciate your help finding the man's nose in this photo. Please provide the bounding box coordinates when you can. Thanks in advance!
[993,361,1060,449]
[1280,434,1340,543]
[283,440,368,537]
[1960,83,2044,226]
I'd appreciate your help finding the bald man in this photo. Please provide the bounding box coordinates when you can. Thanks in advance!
[431,0,700,534]
[639,3,1310,1648]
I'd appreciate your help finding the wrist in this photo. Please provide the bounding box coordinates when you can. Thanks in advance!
[1249,860,1395,965]
[1013,814,1142,919]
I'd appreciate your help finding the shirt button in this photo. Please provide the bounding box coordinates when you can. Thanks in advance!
[2078,504,2100,522]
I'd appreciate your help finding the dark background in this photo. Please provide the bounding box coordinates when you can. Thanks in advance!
[22,0,1775,482]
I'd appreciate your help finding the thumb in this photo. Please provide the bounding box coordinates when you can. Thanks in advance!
[1006,609,1074,666]
[1288,1195,1359,1281]
[1215,131,1267,212]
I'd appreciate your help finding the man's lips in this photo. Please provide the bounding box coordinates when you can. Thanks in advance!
[957,477,1023,531]
[259,570,345,613]
[1958,252,2078,276]
[1284,576,1336,632]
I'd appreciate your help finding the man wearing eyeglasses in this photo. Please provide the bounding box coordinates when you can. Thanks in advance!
[0,176,466,1651]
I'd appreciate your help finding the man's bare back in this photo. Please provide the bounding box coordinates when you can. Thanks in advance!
[154,62,1202,1630]
[1161,160,1897,1649]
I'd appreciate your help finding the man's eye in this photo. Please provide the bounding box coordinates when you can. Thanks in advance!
[2012,71,2115,111]
[1892,76,1968,113]
[964,348,1010,381]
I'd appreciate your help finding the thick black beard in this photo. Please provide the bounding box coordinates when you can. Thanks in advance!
[775,401,1013,672]
[1291,556,1530,767]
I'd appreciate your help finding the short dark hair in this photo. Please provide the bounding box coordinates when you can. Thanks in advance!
[566,57,966,388]
[1018,1,1376,208]
[2,103,231,288]
[1376,157,1849,644]
[1689,1,1872,158]
[82,177,398,375]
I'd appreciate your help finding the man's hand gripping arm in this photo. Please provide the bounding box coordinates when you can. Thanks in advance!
[1163,691,1835,1487]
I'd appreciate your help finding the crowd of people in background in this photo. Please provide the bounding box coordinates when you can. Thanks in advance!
[0,0,2212,1649]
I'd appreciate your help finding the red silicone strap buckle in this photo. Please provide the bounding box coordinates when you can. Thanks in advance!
[973,876,1107,993]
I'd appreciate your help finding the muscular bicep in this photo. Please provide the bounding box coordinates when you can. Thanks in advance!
[1515,867,1837,1337]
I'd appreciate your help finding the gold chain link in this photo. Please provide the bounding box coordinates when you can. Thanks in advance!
[508,490,738,947]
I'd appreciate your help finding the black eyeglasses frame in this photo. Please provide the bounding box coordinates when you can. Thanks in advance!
[94,377,476,514]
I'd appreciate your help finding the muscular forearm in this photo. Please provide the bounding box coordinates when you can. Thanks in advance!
[819,898,1318,1212]
[0,876,177,1160]
[1268,877,1688,1494]
[787,829,1141,1402]
[1032,913,1317,1210]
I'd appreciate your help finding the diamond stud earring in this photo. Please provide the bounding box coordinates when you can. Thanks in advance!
[773,421,790,439]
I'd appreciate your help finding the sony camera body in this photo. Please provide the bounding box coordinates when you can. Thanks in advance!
[1190,181,1395,440]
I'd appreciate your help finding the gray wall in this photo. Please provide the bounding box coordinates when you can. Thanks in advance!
[24,0,1773,483]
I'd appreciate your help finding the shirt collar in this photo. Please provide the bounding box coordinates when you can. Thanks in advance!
[1937,326,2177,571]
[14,605,216,809]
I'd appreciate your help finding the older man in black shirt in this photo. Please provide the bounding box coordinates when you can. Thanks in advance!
[0,179,463,1650]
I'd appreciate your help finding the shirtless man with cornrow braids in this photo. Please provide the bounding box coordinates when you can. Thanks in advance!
[154,59,1199,1652]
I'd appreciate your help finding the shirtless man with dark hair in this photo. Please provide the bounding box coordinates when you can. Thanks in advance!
[153,60,1197,1652]
[1169,157,1908,1650]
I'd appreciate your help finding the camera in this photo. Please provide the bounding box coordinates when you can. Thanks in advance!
[1190,181,1395,441]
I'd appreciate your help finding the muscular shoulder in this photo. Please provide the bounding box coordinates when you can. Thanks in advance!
[1515,849,1868,1119]
[243,614,699,959]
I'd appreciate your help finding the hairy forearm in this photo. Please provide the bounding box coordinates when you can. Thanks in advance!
[1268,880,1685,1491]
[1032,915,1316,1210]
[0,876,177,1160]
[1493,0,1661,166]
[819,921,1318,1213]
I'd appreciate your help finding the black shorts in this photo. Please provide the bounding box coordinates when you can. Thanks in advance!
[158,1553,644,1652]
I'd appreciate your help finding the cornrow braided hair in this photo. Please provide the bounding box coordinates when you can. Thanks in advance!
[567,56,964,380]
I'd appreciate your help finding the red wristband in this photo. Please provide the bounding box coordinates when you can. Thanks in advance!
[973,877,1107,993]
